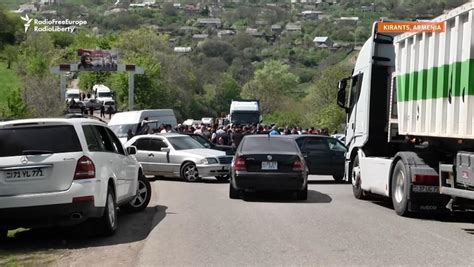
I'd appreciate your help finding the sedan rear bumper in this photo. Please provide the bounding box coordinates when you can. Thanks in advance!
[233,171,306,191]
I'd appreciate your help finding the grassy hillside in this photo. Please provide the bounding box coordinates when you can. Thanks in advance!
[0,0,30,9]
[0,61,21,107]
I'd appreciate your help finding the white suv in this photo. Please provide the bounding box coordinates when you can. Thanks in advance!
[0,118,151,238]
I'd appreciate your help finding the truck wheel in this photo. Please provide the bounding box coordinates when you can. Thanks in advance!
[351,155,367,199]
[391,160,410,216]
[181,162,200,182]
[122,172,151,213]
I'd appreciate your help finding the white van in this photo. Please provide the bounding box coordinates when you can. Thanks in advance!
[108,109,177,143]
[65,88,82,103]
[93,84,113,103]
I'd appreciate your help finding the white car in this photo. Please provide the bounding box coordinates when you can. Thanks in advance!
[0,118,151,238]
[125,133,233,182]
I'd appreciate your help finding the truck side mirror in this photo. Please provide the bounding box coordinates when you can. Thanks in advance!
[336,79,348,110]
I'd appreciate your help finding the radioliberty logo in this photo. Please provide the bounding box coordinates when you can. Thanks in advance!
[20,15,87,33]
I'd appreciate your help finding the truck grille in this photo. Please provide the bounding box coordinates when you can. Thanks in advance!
[218,156,233,164]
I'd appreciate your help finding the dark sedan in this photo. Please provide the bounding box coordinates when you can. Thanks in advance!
[292,135,346,182]
[230,135,308,200]
[187,133,234,155]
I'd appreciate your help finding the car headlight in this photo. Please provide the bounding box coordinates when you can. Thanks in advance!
[201,158,218,164]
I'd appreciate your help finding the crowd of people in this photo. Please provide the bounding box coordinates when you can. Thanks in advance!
[131,118,332,150]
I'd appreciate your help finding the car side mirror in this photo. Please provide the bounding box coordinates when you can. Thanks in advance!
[127,146,137,155]
[161,147,170,152]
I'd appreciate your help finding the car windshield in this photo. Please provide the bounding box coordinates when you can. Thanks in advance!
[167,136,205,150]
[0,125,82,157]
[231,112,260,124]
[109,124,136,138]
[241,136,297,153]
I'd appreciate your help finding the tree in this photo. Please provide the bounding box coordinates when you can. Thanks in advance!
[241,60,299,114]
[303,65,351,132]
[2,45,18,69]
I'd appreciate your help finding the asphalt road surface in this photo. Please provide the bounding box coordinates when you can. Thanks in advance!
[1,175,473,266]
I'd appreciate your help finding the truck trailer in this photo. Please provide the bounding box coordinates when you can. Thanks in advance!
[229,100,261,126]
[336,1,474,216]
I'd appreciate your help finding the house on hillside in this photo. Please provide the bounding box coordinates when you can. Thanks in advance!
[335,16,359,25]
[246,28,264,38]
[285,23,302,32]
[313,36,333,48]
[218,30,235,38]
[193,34,209,40]
[197,18,222,28]
[174,47,192,53]
[271,24,282,34]
[18,4,37,13]
[301,10,324,19]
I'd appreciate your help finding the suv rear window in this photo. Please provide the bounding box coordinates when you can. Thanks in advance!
[0,125,82,157]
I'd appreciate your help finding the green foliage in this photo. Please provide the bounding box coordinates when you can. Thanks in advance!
[241,60,299,114]
[0,87,28,119]
[2,45,18,69]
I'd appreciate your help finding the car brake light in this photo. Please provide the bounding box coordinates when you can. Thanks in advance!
[234,156,246,171]
[74,156,95,179]
[293,160,304,171]
[412,174,438,185]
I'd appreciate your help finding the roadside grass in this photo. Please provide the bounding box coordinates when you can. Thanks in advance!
[1,229,58,267]
[0,61,21,108]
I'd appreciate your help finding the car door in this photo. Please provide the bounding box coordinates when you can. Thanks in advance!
[301,137,332,175]
[327,138,347,176]
[93,125,129,201]
[105,127,137,199]
[132,138,156,175]
[148,137,173,174]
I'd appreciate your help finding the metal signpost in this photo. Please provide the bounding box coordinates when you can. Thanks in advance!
[50,50,144,111]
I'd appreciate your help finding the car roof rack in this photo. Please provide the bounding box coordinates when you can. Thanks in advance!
[64,113,107,123]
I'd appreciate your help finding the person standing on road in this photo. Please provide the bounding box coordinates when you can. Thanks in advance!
[89,106,94,116]
[107,105,113,119]
[100,105,105,118]
[269,126,280,135]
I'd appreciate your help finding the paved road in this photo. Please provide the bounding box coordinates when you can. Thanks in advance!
[1,175,473,266]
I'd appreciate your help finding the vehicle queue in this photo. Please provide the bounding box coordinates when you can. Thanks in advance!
[0,109,347,238]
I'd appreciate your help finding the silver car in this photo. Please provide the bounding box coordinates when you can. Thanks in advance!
[125,133,233,182]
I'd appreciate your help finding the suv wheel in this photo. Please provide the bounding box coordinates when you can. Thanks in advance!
[122,172,151,212]
[96,186,117,236]
[181,162,200,182]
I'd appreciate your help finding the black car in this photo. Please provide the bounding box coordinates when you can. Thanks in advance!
[187,133,234,155]
[230,135,308,200]
[292,135,346,182]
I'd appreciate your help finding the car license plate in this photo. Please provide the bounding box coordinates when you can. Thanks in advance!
[4,168,45,181]
[262,161,278,170]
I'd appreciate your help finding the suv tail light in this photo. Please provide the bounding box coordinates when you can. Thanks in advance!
[234,156,246,171]
[74,156,95,179]
[293,159,305,171]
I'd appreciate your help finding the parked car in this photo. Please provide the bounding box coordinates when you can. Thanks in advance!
[125,133,233,182]
[230,135,308,200]
[292,135,346,182]
[187,133,234,155]
[84,98,103,110]
[0,118,151,238]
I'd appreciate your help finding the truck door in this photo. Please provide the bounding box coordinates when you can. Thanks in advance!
[345,73,364,147]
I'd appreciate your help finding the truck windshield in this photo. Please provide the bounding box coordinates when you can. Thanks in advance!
[98,92,112,97]
[231,112,260,124]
